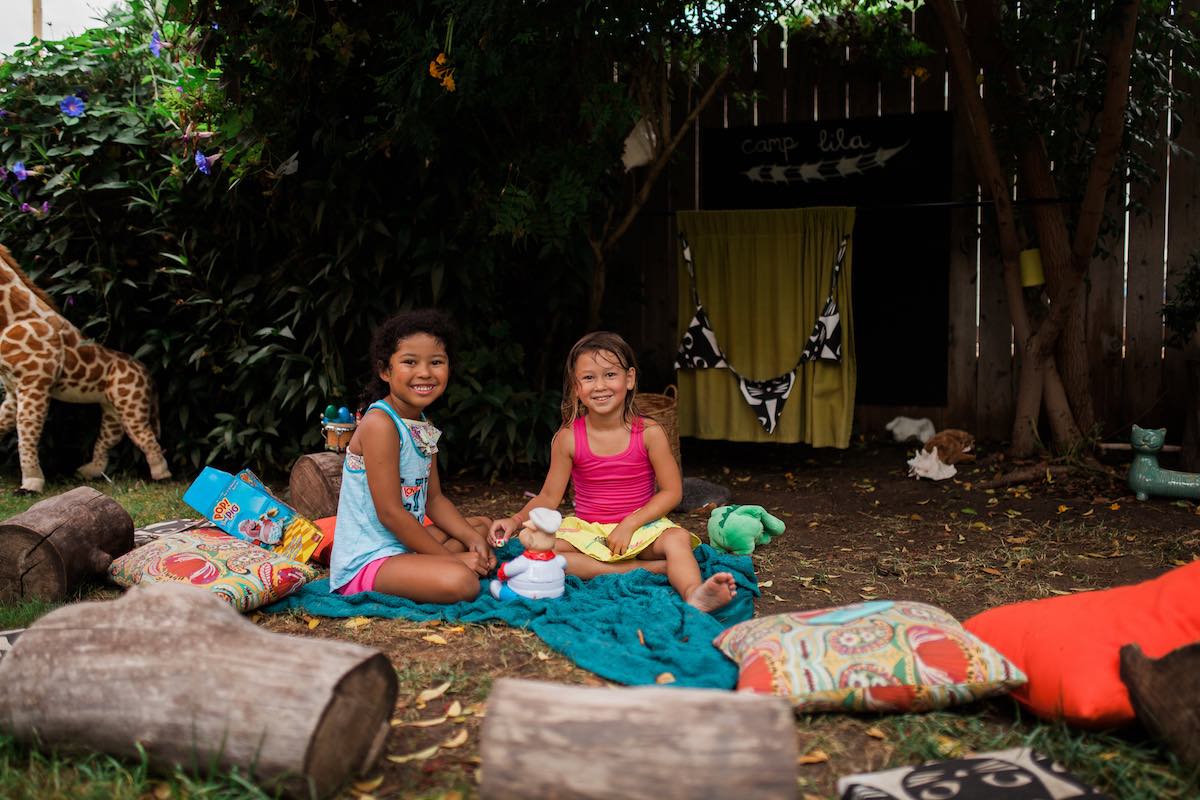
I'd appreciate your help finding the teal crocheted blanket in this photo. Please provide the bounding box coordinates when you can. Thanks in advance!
[263,543,757,689]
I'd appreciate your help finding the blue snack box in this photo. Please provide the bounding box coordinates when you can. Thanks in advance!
[183,466,323,563]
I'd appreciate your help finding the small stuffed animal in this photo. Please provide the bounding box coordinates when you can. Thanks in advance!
[489,508,568,601]
[707,504,786,555]
[923,428,975,464]
[885,416,936,444]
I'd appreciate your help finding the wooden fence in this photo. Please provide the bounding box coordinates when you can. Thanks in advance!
[609,3,1200,445]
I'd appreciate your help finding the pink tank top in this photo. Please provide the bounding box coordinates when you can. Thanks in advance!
[570,416,656,523]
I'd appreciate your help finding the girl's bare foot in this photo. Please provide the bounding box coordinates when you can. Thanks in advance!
[686,572,737,612]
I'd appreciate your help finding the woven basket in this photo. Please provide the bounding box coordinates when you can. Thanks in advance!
[638,385,681,468]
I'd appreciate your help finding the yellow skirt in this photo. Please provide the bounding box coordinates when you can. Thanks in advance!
[555,516,701,562]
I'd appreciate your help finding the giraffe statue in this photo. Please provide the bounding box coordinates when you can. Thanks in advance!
[0,244,171,492]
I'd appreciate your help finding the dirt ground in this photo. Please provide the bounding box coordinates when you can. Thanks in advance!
[261,435,1200,799]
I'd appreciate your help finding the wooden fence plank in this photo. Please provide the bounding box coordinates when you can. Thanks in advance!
[756,26,787,126]
[1124,132,1169,429]
[1163,0,1199,439]
[786,30,816,123]
[1087,191,1127,439]
[727,36,757,129]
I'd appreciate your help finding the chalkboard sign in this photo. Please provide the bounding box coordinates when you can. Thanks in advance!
[700,112,954,407]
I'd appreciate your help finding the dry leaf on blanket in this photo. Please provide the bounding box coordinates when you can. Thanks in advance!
[655,672,675,684]
[344,616,372,629]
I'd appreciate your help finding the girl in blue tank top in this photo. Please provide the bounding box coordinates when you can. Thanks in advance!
[329,310,494,602]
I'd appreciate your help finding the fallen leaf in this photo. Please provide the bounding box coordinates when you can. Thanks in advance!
[1098,751,1119,761]
[759,580,774,588]
[864,726,887,740]
[1056,505,1069,514]
[417,681,452,705]
[1082,509,1095,517]
[441,729,469,749]
[797,749,830,765]
[1048,570,1064,576]
[353,776,385,793]
[773,593,787,601]
[910,513,923,521]
[961,507,977,515]
[387,745,440,764]
[447,700,463,717]
[981,567,1003,576]
[1109,502,1121,511]
[918,498,932,505]
[1005,536,1029,545]
[1049,589,1072,596]
[536,650,551,660]
[1017,558,1033,569]
[933,735,965,758]
[807,521,819,528]
[423,634,449,645]
[344,616,372,629]
[656,672,676,684]
[443,626,465,633]
[859,593,878,601]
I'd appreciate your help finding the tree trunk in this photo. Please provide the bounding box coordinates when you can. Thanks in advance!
[0,486,133,602]
[0,583,396,799]
[288,451,345,521]
[480,678,797,800]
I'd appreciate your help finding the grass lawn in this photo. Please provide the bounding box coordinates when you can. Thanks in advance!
[0,447,1197,799]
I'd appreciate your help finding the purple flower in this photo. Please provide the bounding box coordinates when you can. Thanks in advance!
[65,297,74,307]
[0,167,7,181]
[59,95,85,118]
[0,109,8,118]
[195,150,211,175]
[12,162,27,181]
[150,30,163,57]
[40,201,50,214]
[19,203,31,213]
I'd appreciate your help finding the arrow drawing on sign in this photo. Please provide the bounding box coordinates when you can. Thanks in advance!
[742,141,910,184]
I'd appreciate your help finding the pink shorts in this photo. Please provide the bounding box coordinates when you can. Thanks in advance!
[337,555,391,595]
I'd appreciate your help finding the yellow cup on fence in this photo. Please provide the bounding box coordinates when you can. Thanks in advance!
[1020,248,1045,288]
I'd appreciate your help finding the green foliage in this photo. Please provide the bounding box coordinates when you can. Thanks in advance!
[785,1,932,69]
[983,0,1197,247]
[1163,249,1200,348]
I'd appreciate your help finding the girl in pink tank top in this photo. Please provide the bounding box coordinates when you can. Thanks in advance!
[488,332,737,614]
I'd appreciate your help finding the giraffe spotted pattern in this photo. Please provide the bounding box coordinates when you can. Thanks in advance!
[0,244,171,492]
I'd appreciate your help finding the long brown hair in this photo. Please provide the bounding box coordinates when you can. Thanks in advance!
[560,331,641,427]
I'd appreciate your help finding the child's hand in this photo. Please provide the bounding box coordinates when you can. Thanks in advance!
[455,550,490,576]
[606,523,635,557]
[488,517,518,547]
[468,537,497,572]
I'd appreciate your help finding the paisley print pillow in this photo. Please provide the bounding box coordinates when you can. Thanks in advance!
[109,528,318,612]
[713,600,1025,712]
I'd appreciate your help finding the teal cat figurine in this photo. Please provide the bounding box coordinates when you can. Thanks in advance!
[1128,425,1200,501]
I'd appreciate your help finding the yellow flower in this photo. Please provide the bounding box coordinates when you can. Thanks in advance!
[436,52,447,65]
[442,74,456,92]
[914,66,929,81]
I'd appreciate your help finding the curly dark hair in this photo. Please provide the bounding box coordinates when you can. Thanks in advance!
[359,309,457,412]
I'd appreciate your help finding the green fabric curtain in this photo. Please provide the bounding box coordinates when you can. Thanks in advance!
[675,207,856,448]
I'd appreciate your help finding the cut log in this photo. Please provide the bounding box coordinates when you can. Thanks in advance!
[480,678,797,800]
[0,583,396,799]
[1120,642,1200,769]
[0,486,133,602]
[288,452,344,520]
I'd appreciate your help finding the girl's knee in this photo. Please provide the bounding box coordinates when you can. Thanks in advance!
[658,528,692,550]
[437,567,481,603]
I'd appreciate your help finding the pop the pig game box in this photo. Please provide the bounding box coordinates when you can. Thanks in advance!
[183,467,324,563]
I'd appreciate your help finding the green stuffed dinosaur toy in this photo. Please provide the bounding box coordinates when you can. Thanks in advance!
[707,504,786,555]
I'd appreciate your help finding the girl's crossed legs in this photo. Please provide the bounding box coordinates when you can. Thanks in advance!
[372,515,491,604]
[555,527,736,612]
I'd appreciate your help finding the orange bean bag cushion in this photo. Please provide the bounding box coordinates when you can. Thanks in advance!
[963,560,1200,728]
[310,516,337,566]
